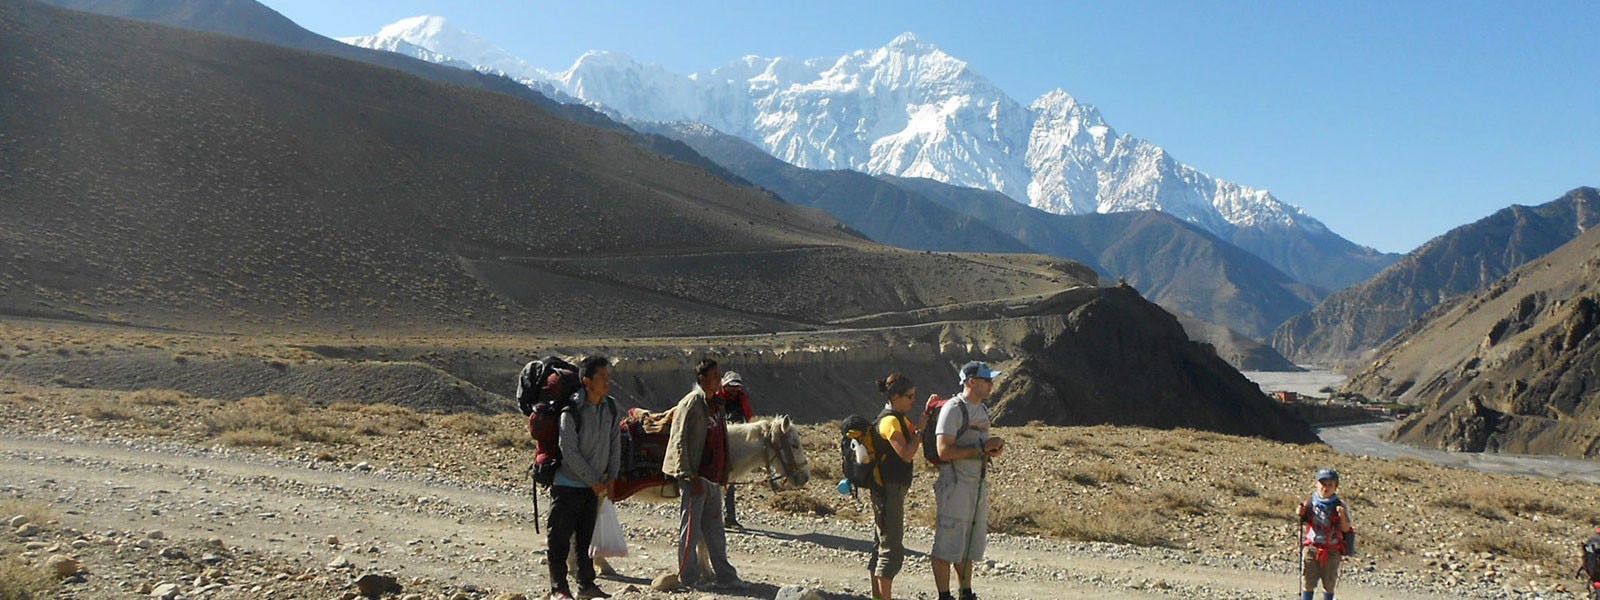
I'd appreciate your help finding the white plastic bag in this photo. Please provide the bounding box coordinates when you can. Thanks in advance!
[589,497,628,558]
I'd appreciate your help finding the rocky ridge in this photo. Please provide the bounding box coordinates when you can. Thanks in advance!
[1346,223,1600,457]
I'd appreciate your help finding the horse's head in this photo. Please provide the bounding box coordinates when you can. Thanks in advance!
[763,415,810,490]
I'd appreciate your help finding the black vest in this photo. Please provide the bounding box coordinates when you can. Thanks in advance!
[873,408,914,486]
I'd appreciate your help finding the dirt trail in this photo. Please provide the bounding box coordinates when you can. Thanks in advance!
[0,433,1466,599]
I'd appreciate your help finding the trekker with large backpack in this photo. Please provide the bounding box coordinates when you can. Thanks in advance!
[1297,468,1355,600]
[863,373,919,600]
[930,361,1006,600]
[544,356,622,600]
[1576,526,1600,598]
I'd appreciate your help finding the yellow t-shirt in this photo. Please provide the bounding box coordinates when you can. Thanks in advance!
[877,413,909,445]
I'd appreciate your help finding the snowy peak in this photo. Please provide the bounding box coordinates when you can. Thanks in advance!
[340,15,548,82]
[374,14,447,39]
[339,21,1388,289]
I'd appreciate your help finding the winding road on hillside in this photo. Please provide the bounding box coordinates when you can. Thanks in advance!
[0,433,1462,599]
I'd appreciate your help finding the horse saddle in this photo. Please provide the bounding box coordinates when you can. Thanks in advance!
[615,408,677,501]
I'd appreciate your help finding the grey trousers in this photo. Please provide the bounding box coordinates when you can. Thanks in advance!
[677,477,737,586]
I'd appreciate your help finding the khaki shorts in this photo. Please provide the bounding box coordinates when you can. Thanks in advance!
[931,471,988,563]
[1301,545,1341,591]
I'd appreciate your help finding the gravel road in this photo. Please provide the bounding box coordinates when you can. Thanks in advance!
[0,432,1475,599]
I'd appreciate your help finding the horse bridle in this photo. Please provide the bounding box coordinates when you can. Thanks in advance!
[759,420,805,492]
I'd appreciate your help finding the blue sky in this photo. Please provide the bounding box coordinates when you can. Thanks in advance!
[261,0,1598,254]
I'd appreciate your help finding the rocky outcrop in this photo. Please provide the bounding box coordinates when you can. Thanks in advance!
[1350,223,1600,456]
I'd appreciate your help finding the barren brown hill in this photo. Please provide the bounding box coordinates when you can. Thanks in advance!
[1273,187,1600,366]
[1346,224,1600,457]
[0,0,1314,442]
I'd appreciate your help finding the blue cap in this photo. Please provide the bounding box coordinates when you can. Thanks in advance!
[959,361,1003,383]
[1315,468,1340,482]
[837,478,853,495]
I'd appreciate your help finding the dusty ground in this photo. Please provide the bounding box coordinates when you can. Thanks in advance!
[5,374,1600,599]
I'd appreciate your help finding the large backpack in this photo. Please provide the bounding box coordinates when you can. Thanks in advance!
[840,415,881,494]
[1580,537,1600,582]
[517,357,581,487]
[1300,496,1351,556]
[517,356,579,416]
[920,394,969,465]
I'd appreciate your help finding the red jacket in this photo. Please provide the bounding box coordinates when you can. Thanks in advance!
[715,387,754,423]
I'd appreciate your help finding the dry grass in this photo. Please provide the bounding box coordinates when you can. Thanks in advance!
[74,399,137,421]
[769,491,835,516]
[129,389,188,406]
[1234,496,1295,522]
[1060,461,1131,487]
[440,413,498,435]
[0,556,57,600]
[201,395,352,446]
[1432,486,1571,522]
[0,501,52,526]
[1458,527,1562,563]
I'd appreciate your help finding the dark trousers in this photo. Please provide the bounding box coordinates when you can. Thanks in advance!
[723,483,738,523]
[547,485,599,592]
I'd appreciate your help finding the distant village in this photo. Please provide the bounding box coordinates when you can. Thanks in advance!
[1269,388,1412,425]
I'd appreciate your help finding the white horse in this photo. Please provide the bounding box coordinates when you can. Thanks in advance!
[592,415,811,576]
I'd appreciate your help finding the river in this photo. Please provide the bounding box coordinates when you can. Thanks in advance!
[1243,368,1600,484]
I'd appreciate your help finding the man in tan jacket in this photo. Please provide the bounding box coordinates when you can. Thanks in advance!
[662,358,740,589]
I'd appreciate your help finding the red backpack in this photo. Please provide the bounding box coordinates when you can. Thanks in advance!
[920,394,969,465]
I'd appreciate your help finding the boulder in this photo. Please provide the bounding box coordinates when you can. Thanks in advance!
[354,573,403,597]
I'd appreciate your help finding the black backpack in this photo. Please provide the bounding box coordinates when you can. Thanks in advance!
[517,356,579,417]
[840,415,881,494]
[1580,537,1600,581]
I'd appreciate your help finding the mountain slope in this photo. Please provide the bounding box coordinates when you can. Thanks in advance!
[343,23,1400,292]
[1273,187,1600,365]
[0,0,1316,443]
[1344,224,1600,457]
[638,120,1315,350]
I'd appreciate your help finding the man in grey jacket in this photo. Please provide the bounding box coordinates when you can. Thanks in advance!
[661,358,740,589]
[546,356,621,600]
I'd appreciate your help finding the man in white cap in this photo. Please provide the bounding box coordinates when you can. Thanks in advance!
[931,361,1006,600]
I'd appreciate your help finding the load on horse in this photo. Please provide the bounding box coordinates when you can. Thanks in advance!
[615,407,810,501]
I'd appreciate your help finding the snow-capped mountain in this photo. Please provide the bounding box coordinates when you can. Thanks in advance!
[338,16,549,83]
[343,23,1396,291]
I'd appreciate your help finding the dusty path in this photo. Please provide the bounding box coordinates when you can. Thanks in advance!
[0,433,1466,599]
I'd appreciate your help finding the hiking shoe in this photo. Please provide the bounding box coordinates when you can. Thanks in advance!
[724,519,744,530]
[547,589,575,600]
[713,575,745,589]
[575,584,611,599]
[959,589,979,600]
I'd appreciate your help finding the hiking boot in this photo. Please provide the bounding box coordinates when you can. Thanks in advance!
[724,519,744,530]
[574,583,611,599]
[958,589,979,600]
[547,589,575,600]
[713,575,745,589]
